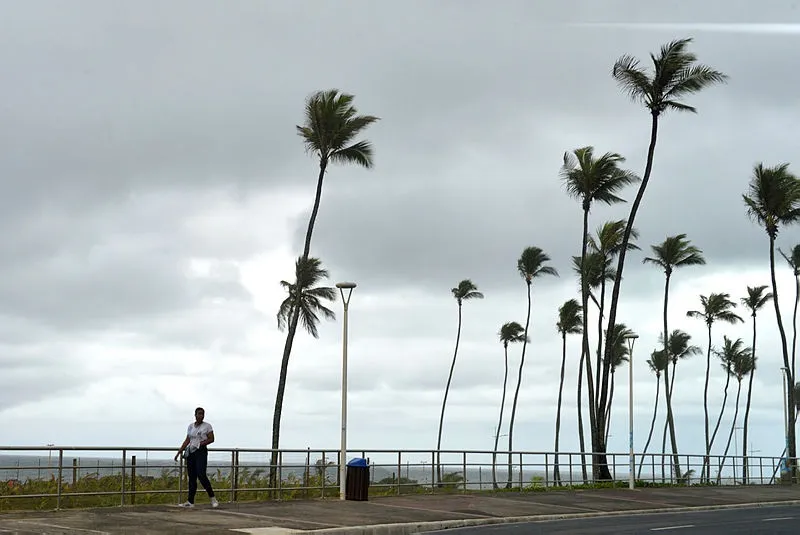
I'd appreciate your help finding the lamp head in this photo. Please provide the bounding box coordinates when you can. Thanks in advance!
[336,282,357,289]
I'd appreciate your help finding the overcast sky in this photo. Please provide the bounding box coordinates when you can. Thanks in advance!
[1,1,799,474]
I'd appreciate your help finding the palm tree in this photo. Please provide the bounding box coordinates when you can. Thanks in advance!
[493,321,527,489]
[555,299,582,485]
[603,323,635,443]
[436,279,484,483]
[271,90,378,488]
[740,285,773,484]
[560,146,639,479]
[743,162,800,476]
[603,40,727,480]
[587,220,639,418]
[638,348,669,479]
[716,341,755,485]
[642,234,705,480]
[508,247,558,488]
[687,293,744,482]
[276,257,337,338]
[779,245,800,379]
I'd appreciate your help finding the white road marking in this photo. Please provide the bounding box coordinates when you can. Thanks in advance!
[651,526,695,532]
[763,516,794,521]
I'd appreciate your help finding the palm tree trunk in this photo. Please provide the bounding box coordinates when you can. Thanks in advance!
[792,274,799,392]
[269,159,328,491]
[604,371,615,444]
[507,283,532,488]
[554,333,568,485]
[493,344,509,489]
[578,205,599,480]
[709,366,732,480]
[716,379,743,485]
[661,273,682,481]
[437,303,463,484]
[742,314,757,485]
[577,348,589,483]
[638,377,661,479]
[769,235,796,477]
[600,111,660,482]
[594,273,607,418]
[702,324,712,483]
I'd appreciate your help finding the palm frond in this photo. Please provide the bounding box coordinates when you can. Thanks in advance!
[518,246,559,283]
[557,298,583,335]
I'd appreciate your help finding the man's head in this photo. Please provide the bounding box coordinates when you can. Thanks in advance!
[194,407,205,423]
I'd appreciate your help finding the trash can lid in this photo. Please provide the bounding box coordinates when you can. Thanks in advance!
[347,457,368,467]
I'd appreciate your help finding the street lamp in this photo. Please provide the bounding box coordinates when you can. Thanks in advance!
[625,333,639,490]
[336,281,357,500]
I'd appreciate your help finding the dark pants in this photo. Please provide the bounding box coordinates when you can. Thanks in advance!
[187,448,215,503]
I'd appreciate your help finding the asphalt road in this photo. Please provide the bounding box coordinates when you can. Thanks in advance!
[422,505,800,534]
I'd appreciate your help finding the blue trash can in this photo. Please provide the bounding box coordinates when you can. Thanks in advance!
[345,458,370,501]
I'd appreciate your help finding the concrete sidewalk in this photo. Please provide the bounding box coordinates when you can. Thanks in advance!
[1,486,799,534]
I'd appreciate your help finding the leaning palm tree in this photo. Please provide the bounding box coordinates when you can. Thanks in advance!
[507,247,558,488]
[603,323,635,443]
[603,41,727,481]
[560,146,639,478]
[276,257,337,337]
[687,294,743,482]
[555,299,582,485]
[271,90,378,488]
[436,279,484,483]
[716,342,755,485]
[638,348,670,479]
[779,244,800,379]
[740,285,773,484]
[643,234,705,480]
[743,162,800,475]
[708,337,743,475]
[492,321,527,489]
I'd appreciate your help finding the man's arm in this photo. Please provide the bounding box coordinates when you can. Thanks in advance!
[174,436,190,461]
[200,431,215,448]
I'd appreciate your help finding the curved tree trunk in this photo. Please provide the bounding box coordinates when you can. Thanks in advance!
[594,273,607,418]
[577,347,589,483]
[768,234,796,477]
[492,344,510,489]
[638,376,661,479]
[716,379,743,485]
[269,159,328,491]
[661,273,682,480]
[507,282,532,488]
[742,314,758,485]
[702,324,713,483]
[436,303,463,484]
[709,365,732,480]
[554,333,568,485]
[600,112,660,481]
[604,371,615,443]
[578,206,599,480]
[792,274,799,395]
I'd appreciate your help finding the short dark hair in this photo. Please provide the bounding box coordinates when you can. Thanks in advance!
[195,407,204,414]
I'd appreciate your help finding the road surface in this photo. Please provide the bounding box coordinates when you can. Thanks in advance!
[422,505,800,534]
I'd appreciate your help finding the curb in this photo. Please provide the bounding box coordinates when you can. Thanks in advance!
[290,499,800,534]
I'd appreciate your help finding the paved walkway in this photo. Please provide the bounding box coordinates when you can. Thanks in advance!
[1,486,799,534]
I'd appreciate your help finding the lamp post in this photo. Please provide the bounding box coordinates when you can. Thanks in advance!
[336,281,357,500]
[625,333,639,490]
[781,367,790,475]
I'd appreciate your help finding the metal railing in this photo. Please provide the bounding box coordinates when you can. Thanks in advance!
[0,446,794,510]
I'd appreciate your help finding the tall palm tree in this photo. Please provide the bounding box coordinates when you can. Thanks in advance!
[708,337,741,472]
[560,146,639,479]
[740,285,773,484]
[493,321,527,489]
[743,162,800,475]
[638,348,670,479]
[603,40,726,480]
[508,247,558,487]
[603,323,635,443]
[687,293,744,482]
[436,279,484,483]
[588,220,639,417]
[779,245,800,379]
[716,341,755,485]
[555,299,582,485]
[271,90,378,488]
[642,234,705,480]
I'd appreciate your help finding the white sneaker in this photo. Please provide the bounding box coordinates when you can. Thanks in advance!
[210,497,219,508]
[179,501,194,508]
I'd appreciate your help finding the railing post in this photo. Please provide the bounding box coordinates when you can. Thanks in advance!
[178,458,184,504]
[462,452,467,492]
[121,449,127,506]
[230,451,236,503]
[396,452,402,495]
[72,458,77,486]
[518,453,523,489]
[321,451,326,498]
[277,451,283,498]
[544,453,549,488]
[56,449,63,510]
[131,456,137,505]
[304,448,311,499]
[430,451,435,493]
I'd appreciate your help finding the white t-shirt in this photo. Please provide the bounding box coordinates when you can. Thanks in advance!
[187,421,213,452]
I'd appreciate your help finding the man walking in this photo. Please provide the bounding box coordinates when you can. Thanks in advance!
[175,407,219,508]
